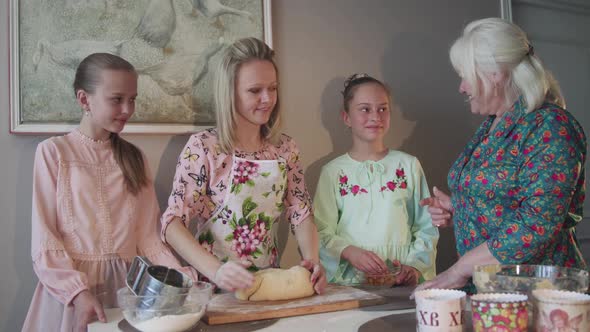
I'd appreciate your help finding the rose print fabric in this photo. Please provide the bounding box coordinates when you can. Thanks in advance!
[314,150,439,284]
[448,98,587,275]
[161,129,313,270]
[197,156,287,270]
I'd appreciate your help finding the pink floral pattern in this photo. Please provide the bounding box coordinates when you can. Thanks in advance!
[233,161,260,184]
[338,173,368,196]
[230,160,272,194]
[161,128,312,238]
[380,167,408,192]
[224,197,273,262]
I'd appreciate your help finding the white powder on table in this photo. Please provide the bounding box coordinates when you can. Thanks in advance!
[131,310,203,332]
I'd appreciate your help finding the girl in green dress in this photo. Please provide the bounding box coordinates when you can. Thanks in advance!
[314,74,439,286]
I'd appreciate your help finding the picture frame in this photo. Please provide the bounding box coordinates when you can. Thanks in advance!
[9,0,272,134]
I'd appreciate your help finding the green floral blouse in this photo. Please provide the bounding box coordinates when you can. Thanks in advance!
[449,98,587,272]
[315,150,439,284]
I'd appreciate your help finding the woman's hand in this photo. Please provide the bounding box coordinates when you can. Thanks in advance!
[411,243,498,299]
[419,186,453,228]
[393,262,421,286]
[213,261,255,292]
[72,290,106,332]
[342,246,388,274]
[300,259,327,294]
[292,216,326,294]
[411,264,470,298]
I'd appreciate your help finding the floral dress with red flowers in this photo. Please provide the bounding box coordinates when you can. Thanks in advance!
[448,98,587,284]
[314,150,439,284]
[161,129,312,273]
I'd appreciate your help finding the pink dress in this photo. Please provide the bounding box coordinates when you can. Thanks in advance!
[161,129,313,270]
[22,130,197,332]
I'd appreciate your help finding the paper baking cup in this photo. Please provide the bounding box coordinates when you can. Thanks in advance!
[414,289,467,332]
[533,289,590,332]
[470,293,528,332]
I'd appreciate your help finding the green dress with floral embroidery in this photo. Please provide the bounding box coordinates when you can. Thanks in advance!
[449,98,587,293]
[314,150,439,284]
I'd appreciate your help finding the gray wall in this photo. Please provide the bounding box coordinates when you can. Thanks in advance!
[0,1,498,330]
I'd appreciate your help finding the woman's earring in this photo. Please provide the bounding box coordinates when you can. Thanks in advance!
[84,109,91,117]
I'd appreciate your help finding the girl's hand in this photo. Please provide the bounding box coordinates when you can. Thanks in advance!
[300,259,327,294]
[393,262,421,286]
[72,290,106,332]
[213,261,255,292]
[342,246,388,274]
[419,186,453,227]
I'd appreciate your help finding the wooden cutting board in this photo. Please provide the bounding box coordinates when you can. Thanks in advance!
[202,284,386,325]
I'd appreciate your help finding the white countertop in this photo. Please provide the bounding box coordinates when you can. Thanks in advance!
[89,286,418,332]
[88,307,416,332]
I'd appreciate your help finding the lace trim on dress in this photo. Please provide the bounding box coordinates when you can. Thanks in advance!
[72,129,111,148]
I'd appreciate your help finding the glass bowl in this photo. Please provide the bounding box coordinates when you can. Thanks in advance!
[473,264,589,296]
[117,281,213,332]
[356,260,402,287]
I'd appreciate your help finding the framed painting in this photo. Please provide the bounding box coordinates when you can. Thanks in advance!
[9,0,272,134]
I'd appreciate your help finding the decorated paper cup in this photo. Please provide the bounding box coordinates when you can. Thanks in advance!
[470,293,528,332]
[414,289,467,331]
[533,289,590,332]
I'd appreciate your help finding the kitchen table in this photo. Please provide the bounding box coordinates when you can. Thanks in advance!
[89,286,425,332]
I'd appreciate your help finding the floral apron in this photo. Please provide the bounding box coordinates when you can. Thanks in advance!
[196,155,287,271]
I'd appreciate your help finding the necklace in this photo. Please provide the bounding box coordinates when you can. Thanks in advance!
[75,129,109,143]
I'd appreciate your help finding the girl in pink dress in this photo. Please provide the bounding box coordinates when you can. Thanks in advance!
[22,53,197,332]
[161,37,327,294]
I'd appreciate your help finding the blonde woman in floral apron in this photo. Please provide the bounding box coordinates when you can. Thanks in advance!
[160,37,327,293]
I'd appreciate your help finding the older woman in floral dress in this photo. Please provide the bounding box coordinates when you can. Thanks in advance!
[418,18,587,293]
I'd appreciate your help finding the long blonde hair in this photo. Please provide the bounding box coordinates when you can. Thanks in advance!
[450,17,564,113]
[74,53,148,195]
[214,37,281,153]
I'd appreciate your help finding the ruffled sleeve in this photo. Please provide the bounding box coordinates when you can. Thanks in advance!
[282,136,313,226]
[31,140,89,305]
[161,134,215,242]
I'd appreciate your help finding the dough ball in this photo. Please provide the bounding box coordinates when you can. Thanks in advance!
[235,266,315,301]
